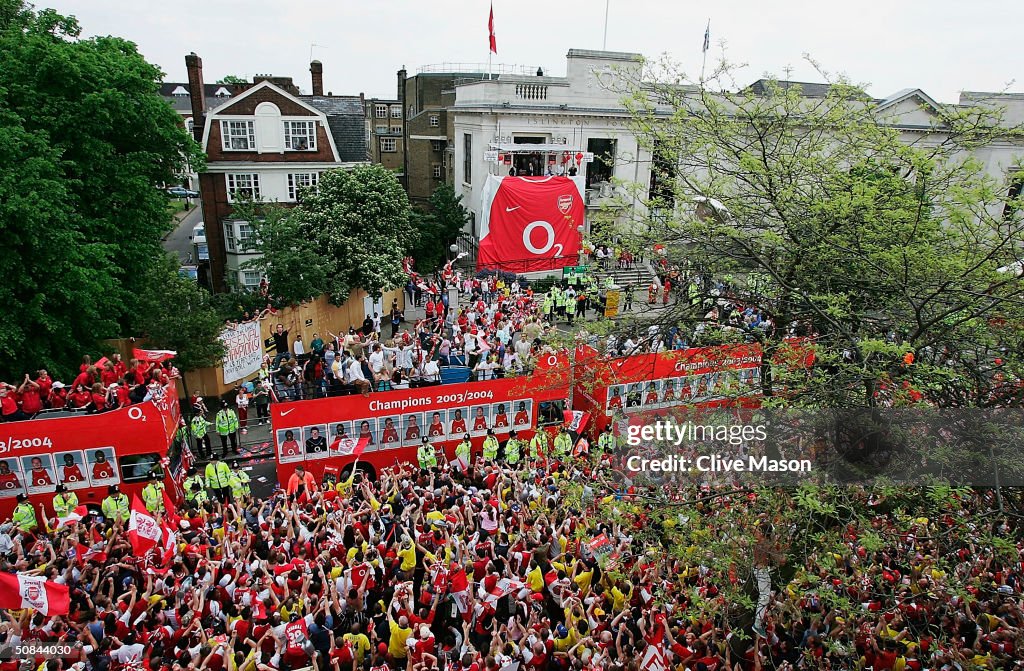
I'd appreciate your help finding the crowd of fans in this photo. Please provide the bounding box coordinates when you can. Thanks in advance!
[1,441,1021,671]
[0,355,177,423]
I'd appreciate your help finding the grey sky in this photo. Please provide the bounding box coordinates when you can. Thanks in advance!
[51,0,1021,103]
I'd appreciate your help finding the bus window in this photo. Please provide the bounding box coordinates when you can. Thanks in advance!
[119,453,163,483]
[538,400,566,426]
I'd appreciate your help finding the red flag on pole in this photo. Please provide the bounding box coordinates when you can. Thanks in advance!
[488,2,497,54]
[128,495,162,556]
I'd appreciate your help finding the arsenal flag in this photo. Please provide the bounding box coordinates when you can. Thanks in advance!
[330,433,371,458]
[0,573,70,615]
[128,494,162,555]
[478,175,585,272]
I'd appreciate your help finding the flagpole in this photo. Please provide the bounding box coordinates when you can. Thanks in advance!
[700,18,710,84]
[603,0,609,50]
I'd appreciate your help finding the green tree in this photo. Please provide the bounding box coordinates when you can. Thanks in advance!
[216,75,248,85]
[236,199,328,306]
[0,0,203,378]
[406,184,470,273]
[298,165,415,302]
[605,57,1024,408]
[133,256,226,373]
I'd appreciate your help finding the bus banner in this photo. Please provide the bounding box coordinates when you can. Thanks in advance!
[271,368,571,484]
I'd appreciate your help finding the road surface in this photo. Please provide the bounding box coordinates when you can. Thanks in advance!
[164,204,203,264]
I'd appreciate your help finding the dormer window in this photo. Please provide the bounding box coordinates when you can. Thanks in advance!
[221,120,255,150]
[214,87,231,97]
[284,120,317,151]
[171,85,188,96]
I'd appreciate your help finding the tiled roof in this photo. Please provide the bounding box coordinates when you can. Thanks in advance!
[301,96,369,163]
[160,82,234,112]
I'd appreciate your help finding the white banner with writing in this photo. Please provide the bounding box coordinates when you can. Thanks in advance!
[221,321,262,384]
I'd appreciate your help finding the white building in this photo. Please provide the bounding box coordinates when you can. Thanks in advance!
[450,49,1024,248]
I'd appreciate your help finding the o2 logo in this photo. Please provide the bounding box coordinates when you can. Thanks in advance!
[523,221,563,257]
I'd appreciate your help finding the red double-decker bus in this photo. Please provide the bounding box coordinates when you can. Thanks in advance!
[572,344,765,433]
[271,356,572,485]
[0,383,186,522]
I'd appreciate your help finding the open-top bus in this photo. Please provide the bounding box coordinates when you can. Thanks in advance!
[271,355,573,486]
[0,383,186,522]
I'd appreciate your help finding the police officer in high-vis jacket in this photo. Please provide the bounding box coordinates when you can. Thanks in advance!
[101,485,129,524]
[482,429,500,463]
[142,472,165,514]
[12,493,37,534]
[215,401,240,456]
[52,484,79,521]
[504,430,522,466]
[417,437,438,471]
[182,467,208,507]
[455,434,472,472]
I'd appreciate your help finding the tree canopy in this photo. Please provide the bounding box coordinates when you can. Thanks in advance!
[243,164,416,305]
[603,57,1024,408]
[406,184,470,272]
[133,256,226,373]
[0,0,203,379]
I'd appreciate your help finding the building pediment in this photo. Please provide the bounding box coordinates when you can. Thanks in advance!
[877,89,947,129]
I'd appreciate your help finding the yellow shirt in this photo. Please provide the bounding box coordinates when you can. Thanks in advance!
[389,620,412,658]
[344,632,371,664]
[527,566,544,592]
[398,545,417,572]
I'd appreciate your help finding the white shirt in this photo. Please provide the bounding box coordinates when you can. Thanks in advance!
[293,339,305,356]
[368,350,386,373]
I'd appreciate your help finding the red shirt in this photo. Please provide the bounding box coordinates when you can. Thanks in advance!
[90,392,106,411]
[20,388,42,414]
[92,461,114,480]
[0,394,17,416]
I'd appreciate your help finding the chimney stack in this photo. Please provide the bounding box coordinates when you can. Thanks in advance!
[310,60,323,96]
[185,52,205,143]
[397,66,407,102]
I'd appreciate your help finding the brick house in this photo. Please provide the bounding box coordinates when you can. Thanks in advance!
[186,53,368,292]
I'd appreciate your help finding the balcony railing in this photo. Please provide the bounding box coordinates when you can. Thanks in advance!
[515,83,548,100]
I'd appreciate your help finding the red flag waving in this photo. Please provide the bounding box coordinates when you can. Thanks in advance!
[128,495,162,556]
[133,348,177,363]
[0,573,70,615]
[562,410,590,433]
[162,488,181,529]
[488,2,497,54]
[330,433,371,458]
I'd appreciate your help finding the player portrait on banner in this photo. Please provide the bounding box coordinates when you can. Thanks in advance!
[426,411,446,439]
[304,425,329,458]
[56,451,88,490]
[643,380,662,407]
[356,419,377,451]
[328,422,353,455]
[513,400,532,428]
[378,416,401,447]
[606,386,624,413]
[470,405,491,437]
[491,403,510,432]
[87,448,118,487]
[447,408,468,436]
[403,413,424,446]
[22,454,56,495]
[277,429,303,464]
[0,460,25,498]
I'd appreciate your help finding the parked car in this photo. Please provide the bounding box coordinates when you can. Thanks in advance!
[167,186,199,198]
[190,222,209,262]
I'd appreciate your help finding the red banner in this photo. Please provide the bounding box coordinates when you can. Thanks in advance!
[478,176,584,272]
